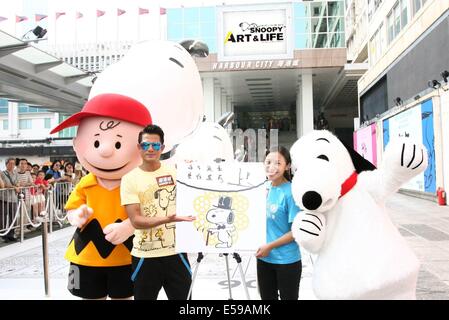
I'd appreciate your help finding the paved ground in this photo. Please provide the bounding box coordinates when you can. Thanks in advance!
[0,192,448,300]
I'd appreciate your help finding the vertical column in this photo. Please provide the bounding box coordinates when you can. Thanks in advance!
[214,85,222,122]
[228,101,235,128]
[8,101,19,138]
[296,88,301,139]
[226,96,232,114]
[53,113,60,134]
[202,77,215,123]
[221,90,227,117]
[296,73,314,138]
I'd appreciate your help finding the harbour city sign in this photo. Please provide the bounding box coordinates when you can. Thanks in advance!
[212,59,299,71]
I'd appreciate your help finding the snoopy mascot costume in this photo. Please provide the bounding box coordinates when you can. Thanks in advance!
[90,40,233,164]
[290,130,428,299]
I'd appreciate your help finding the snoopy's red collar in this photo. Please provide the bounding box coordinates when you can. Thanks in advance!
[339,171,358,198]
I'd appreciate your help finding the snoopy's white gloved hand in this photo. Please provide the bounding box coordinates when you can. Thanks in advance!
[67,204,93,229]
[382,139,428,178]
[292,211,326,254]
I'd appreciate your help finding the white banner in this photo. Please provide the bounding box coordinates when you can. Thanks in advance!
[175,162,266,254]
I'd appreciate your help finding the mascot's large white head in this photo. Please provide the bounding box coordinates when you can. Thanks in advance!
[290,130,376,213]
[89,40,204,157]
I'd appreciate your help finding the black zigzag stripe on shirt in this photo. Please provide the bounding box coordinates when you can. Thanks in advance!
[70,219,134,259]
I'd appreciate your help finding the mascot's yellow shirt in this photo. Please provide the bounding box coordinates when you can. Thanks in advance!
[64,173,132,267]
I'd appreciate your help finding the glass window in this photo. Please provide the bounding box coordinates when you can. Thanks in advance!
[18,104,48,113]
[184,23,200,38]
[312,17,328,33]
[3,119,8,130]
[294,3,308,18]
[328,17,343,33]
[18,103,28,113]
[313,33,328,48]
[58,114,77,138]
[369,34,377,65]
[379,23,386,57]
[200,22,216,38]
[331,32,345,47]
[401,0,408,29]
[310,2,326,17]
[412,0,422,15]
[376,29,382,60]
[168,24,183,39]
[387,11,394,43]
[394,4,401,38]
[19,119,32,130]
[328,1,344,17]
[295,18,310,34]
[184,8,199,23]
[295,33,310,49]
[0,99,7,114]
[199,7,215,22]
[167,8,183,23]
[44,118,51,129]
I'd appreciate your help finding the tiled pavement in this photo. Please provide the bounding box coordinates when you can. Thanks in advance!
[0,192,448,300]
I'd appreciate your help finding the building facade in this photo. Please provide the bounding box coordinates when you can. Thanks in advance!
[1,1,360,156]
[349,0,449,197]
[167,1,359,146]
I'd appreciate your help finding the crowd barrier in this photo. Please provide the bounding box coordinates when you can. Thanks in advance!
[0,182,72,242]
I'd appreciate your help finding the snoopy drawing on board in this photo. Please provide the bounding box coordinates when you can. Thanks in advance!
[206,196,236,248]
[290,130,428,300]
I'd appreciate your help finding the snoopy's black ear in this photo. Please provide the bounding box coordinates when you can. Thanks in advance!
[343,142,377,173]
[179,40,209,57]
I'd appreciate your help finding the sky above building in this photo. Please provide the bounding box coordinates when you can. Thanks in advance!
[0,0,294,44]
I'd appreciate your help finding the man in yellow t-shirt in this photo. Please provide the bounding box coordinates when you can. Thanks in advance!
[121,124,196,300]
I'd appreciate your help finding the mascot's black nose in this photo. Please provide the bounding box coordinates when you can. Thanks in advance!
[302,191,322,210]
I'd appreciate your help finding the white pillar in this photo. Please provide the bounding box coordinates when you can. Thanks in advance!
[221,90,227,117]
[296,73,314,138]
[202,77,215,123]
[8,101,19,138]
[230,102,235,126]
[53,113,60,135]
[226,96,232,114]
[214,85,222,122]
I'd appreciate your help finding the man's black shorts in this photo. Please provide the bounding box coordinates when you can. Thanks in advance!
[68,263,133,299]
[131,253,192,300]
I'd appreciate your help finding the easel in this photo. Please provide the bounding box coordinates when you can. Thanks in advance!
[187,252,250,300]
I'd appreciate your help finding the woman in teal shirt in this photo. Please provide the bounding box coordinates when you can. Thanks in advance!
[256,146,302,300]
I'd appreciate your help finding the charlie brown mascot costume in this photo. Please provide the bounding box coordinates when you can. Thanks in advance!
[50,93,152,299]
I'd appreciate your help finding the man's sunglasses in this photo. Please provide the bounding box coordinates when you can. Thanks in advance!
[140,142,162,151]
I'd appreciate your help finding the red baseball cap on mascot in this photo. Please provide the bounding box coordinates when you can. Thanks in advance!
[50,93,152,134]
